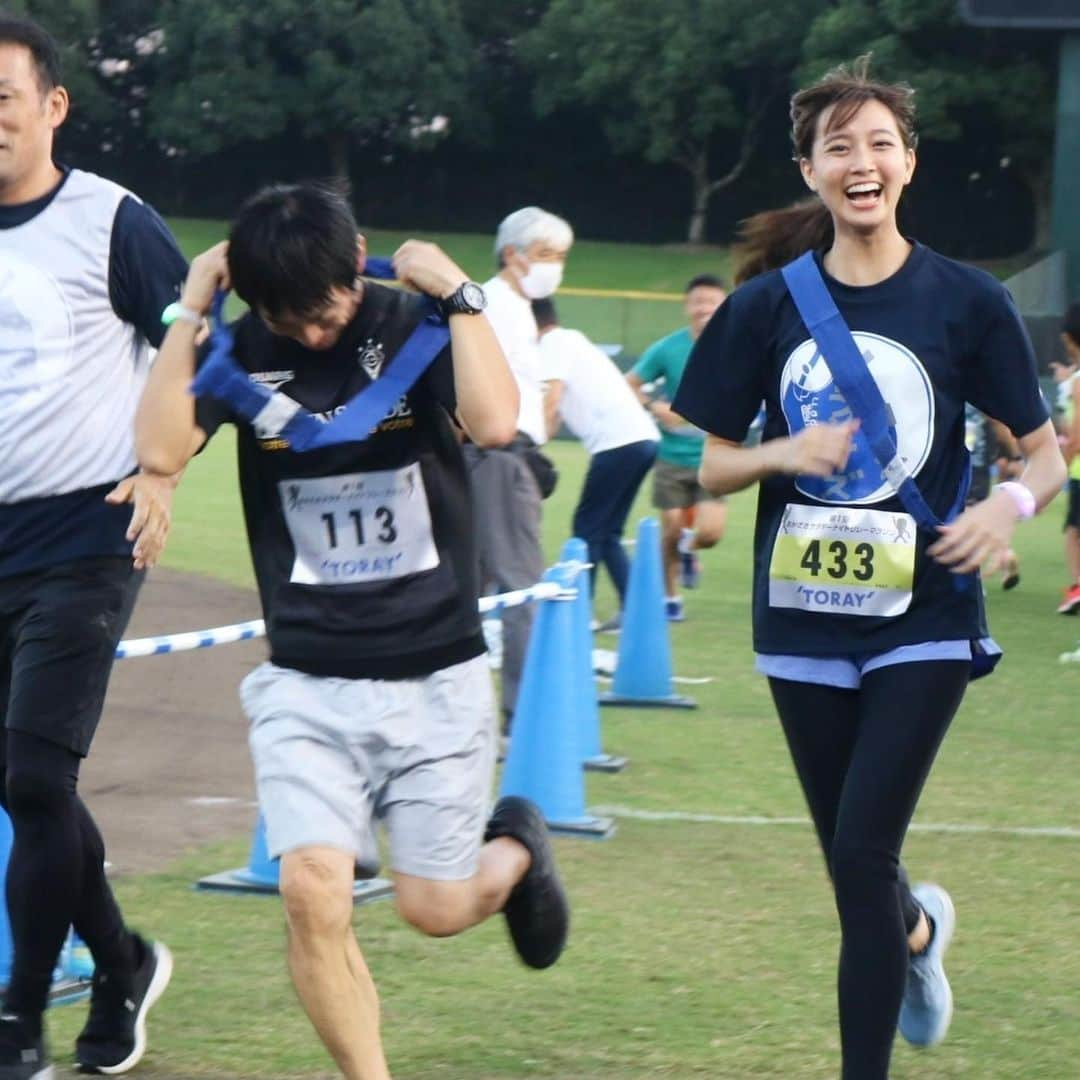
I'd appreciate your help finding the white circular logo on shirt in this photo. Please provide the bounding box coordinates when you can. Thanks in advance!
[779,332,934,504]
[0,249,73,398]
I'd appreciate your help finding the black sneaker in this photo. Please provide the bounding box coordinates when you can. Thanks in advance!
[75,935,173,1075]
[0,1014,52,1080]
[484,796,569,969]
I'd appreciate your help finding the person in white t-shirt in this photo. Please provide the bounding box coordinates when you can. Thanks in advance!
[535,299,658,630]
[465,207,574,730]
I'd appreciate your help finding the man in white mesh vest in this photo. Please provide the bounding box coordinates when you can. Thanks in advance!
[0,14,186,1079]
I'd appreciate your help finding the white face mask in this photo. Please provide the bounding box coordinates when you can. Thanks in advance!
[516,260,563,299]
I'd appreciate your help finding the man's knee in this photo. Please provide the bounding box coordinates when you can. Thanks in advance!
[693,504,726,547]
[395,880,473,938]
[279,851,355,938]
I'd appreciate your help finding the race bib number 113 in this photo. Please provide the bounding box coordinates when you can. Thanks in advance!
[768,503,916,617]
[279,464,439,586]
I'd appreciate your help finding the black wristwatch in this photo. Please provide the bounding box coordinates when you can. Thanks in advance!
[439,281,487,317]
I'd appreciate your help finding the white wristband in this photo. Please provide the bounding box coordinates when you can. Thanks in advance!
[161,301,205,327]
[995,480,1036,520]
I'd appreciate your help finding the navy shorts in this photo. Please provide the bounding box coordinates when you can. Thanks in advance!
[0,557,142,755]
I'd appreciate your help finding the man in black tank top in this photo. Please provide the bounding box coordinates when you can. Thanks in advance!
[135,183,571,1079]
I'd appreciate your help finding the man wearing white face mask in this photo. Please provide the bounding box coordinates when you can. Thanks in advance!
[467,207,574,734]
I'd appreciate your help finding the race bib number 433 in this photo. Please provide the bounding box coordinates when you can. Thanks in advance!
[279,464,439,586]
[769,503,916,617]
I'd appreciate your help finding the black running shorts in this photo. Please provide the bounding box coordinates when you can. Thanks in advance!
[0,557,143,755]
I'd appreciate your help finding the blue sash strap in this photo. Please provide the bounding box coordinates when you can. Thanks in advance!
[190,257,449,452]
[780,253,947,530]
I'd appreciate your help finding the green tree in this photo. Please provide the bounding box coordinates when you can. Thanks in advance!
[148,0,472,179]
[523,0,829,243]
[13,1,112,138]
[799,0,1056,247]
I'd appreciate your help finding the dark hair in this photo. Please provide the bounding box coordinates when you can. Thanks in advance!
[733,56,918,285]
[227,182,359,320]
[531,298,558,328]
[1063,301,1080,348]
[0,13,62,94]
[685,273,726,294]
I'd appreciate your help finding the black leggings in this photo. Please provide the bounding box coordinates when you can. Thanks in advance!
[0,730,133,1021]
[768,661,969,1080]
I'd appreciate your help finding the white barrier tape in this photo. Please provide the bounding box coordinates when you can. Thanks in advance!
[116,579,570,659]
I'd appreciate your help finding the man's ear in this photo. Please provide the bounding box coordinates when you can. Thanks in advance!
[46,85,69,130]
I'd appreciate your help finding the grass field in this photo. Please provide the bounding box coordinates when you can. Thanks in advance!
[45,428,1080,1079]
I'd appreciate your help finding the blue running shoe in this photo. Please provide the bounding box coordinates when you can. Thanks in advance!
[665,597,685,622]
[898,883,955,1047]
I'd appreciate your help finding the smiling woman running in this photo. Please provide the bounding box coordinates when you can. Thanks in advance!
[674,58,1066,1080]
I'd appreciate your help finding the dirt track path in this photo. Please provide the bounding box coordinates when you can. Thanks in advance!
[84,567,266,876]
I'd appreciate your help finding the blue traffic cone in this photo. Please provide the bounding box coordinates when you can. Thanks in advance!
[501,563,614,838]
[599,518,697,709]
[197,815,395,904]
[561,538,627,773]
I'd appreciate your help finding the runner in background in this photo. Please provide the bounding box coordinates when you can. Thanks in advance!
[534,298,658,631]
[627,275,728,621]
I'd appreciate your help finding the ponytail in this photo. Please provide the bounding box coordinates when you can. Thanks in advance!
[732,198,833,285]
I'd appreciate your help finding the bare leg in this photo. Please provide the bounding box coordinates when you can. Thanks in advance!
[692,500,727,550]
[1066,525,1080,584]
[660,508,683,598]
[394,837,530,937]
[280,847,391,1080]
[907,908,931,954]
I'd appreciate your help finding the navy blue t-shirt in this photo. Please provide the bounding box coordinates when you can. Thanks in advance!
[674,242,1049,656]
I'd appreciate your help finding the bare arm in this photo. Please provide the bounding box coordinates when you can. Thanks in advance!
[544,379,565,440]
[928,418,1066,573]
[392,241,518,447]
[625,370,685,430]
[135,242,227,475]
[699,422,861,496]
[1066,379,1080,462]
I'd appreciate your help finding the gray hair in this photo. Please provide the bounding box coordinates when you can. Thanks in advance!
[494,207,574,261]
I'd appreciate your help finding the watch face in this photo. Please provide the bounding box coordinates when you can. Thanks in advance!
[461,282,486,312]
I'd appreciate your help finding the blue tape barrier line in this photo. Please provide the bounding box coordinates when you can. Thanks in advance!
[114,569,590,660]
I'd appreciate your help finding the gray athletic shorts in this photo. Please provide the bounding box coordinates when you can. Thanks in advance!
[241,654,496,881]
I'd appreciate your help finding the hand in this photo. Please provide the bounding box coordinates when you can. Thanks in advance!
[391,240,467,300]
[774,420,860,478]
[927,489,1019,575]
[649,401,679,430]
[180,241,231,317]
[105,472,177,570]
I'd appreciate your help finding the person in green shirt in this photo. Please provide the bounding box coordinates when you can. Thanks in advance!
[627,274,728,620]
